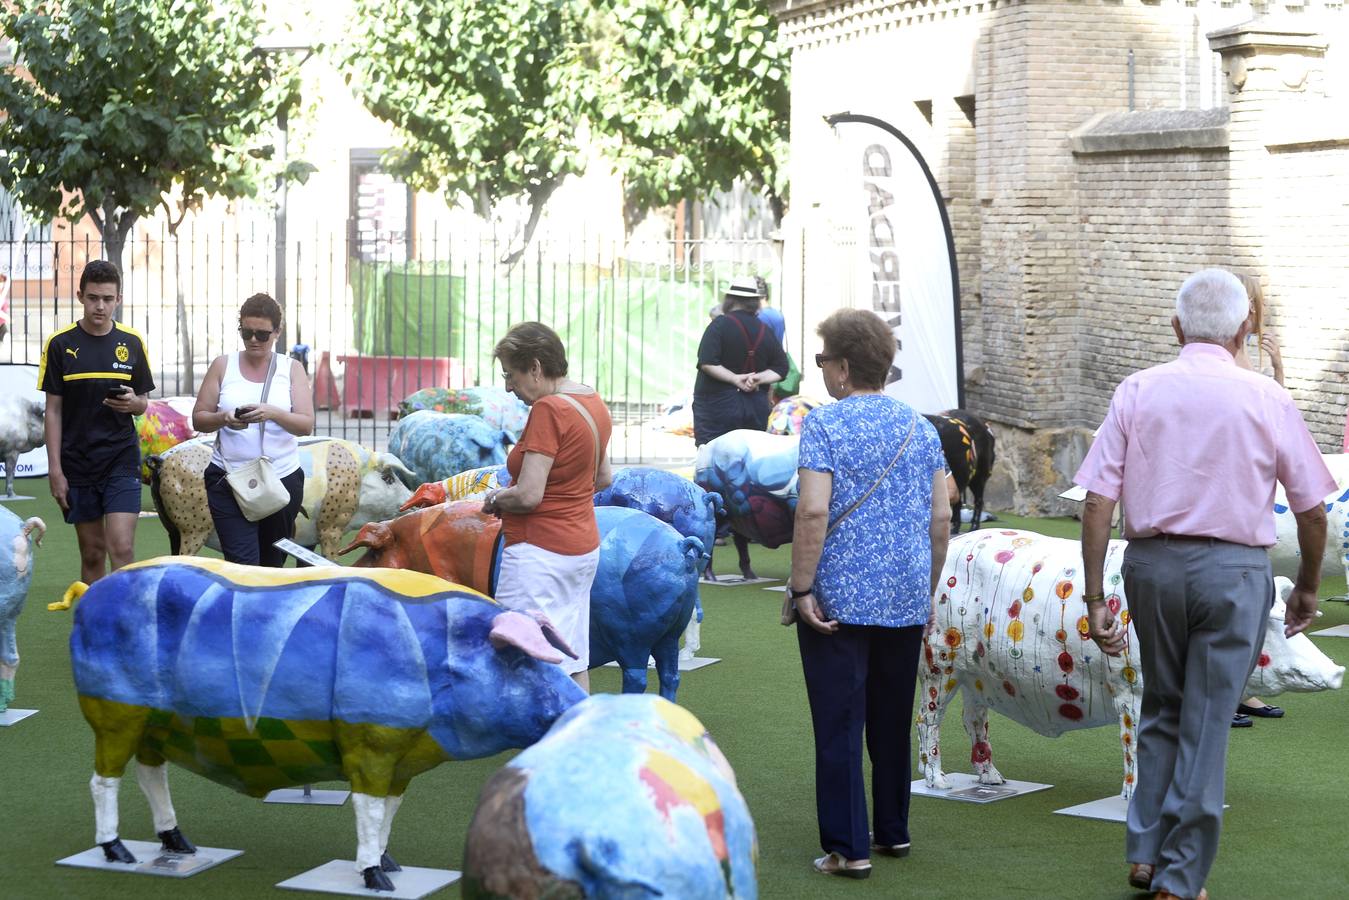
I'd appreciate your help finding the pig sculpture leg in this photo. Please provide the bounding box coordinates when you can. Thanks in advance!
[961,698,1006,786]
[0,621,16,710]
[650,632,683,702]
[84,700,195,863]
[352,794,399,890]
[1116,699,1140,799]
[916,657,958,790]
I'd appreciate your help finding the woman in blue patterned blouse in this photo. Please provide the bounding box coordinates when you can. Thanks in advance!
[788,308,951,879]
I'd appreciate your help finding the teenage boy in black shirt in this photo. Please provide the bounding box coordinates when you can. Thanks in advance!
[39,260,154,584]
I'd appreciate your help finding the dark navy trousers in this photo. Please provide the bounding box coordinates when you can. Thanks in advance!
[796,621,924,860]
[204,463,305,567]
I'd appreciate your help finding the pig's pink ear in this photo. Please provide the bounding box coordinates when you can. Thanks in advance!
[489,610,575,663]
[526,610,579,660]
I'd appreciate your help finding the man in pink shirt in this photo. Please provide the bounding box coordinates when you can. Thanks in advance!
[1075,268,1334,900]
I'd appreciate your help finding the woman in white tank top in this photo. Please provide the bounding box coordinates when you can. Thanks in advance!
[191,293,315,566]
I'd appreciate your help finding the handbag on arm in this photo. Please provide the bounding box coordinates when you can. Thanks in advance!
[220,353,291,522]
[781,412,919,626]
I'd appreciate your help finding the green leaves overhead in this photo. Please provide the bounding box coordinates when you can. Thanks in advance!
[0,0,300,259]
[340,0,788,237]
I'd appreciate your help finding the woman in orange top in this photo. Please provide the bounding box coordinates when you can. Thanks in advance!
[483,322,613,691]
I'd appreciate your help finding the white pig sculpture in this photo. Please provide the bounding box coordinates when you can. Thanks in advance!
[1270,452,1349,586]
[919,529,1344,799]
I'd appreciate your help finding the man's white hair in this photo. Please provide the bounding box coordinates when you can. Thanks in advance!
[1176,268,1249,343]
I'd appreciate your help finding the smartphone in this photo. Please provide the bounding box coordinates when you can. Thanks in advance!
[234,405,256,418]
[105,385,129,400]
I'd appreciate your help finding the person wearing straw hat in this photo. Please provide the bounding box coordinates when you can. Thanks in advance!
[692,275,789,445]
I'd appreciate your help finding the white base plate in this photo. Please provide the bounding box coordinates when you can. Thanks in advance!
[911,772,1052,803]
[276,860,460,898]
[602,656,721,672]
[1054,794,1131,822]
[1311,624,1349,637]
[0,494,36,502]
[763,584,786,592]
[699,575,779,586]
[265,787,351,805]
[56,840,243,877]
[1055,794,1229,822]
[0,708,38,726]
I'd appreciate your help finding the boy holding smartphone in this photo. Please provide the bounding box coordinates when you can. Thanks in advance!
[39,260,155,584]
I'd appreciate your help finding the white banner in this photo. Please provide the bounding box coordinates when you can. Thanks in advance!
[0,364,48,479]
[830,115,962,413]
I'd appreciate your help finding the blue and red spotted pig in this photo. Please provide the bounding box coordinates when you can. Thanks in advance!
[69,557,585,891]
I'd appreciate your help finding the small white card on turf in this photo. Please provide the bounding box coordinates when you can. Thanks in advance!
[55,840,243,878]
[276,860,460,898]
[910,772,1051,803]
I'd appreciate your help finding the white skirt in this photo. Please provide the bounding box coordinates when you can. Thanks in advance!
[494,542,600,675]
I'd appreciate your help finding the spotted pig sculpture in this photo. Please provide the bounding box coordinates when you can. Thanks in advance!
[342,503,703,700]
[147,436,413,559]
[69,558,585,891]
[1,507,44,712]
[1271,452,1349,585]
[463,694,757,899]
[387,410,514,488]
[0,395,44,498]
[920,530,1344,798]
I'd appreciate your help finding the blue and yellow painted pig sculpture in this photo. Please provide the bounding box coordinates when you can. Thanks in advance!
[70,557,585,891]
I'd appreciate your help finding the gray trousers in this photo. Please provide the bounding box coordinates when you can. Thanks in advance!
[1122,536,1272,898]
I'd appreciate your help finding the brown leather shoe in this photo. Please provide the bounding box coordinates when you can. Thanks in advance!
[1129,863,1154,890]
[1153,890,1207,899]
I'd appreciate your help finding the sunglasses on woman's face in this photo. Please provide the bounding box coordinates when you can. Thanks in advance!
[239,327,273,342]
[815,353,839,368]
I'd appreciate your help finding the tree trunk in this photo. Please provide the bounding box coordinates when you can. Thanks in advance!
[173,233,194,393]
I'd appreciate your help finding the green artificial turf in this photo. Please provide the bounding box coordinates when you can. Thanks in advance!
[2,490,1347,899]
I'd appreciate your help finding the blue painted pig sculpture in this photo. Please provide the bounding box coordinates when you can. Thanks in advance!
[387,410,514,488]
[342,503,704,700]
[69,558,585,891]
[0,506,44,711]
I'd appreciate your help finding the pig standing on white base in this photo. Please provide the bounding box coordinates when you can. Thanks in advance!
[919,530,1344,799]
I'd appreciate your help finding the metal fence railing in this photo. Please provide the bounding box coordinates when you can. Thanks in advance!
[0,227,790,463]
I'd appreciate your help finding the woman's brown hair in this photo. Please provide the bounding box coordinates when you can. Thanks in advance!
[494,321,569,378]
[816,308,896,390]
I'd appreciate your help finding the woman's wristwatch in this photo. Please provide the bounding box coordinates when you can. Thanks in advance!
[789,585,814,600]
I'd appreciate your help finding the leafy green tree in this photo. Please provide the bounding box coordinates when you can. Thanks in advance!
[0,0,300,271]
[340,0,788,258]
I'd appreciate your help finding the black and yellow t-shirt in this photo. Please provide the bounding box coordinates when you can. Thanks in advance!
[38,321,156,485]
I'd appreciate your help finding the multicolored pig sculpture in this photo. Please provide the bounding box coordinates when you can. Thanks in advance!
[921,530,1344,798]
[134,397,197,483]
[694,429,799,551]
[400,464,511,511]
[398,386,529,439]
[69,558,585,891]
[765,395,820,436]
[147,436,413,559]
[1,508,44,711]
[462,694,758,899]
[1271,452,1349,584]
[387,410,514,488]
[594,466,721,658]
[341,504,703,700]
